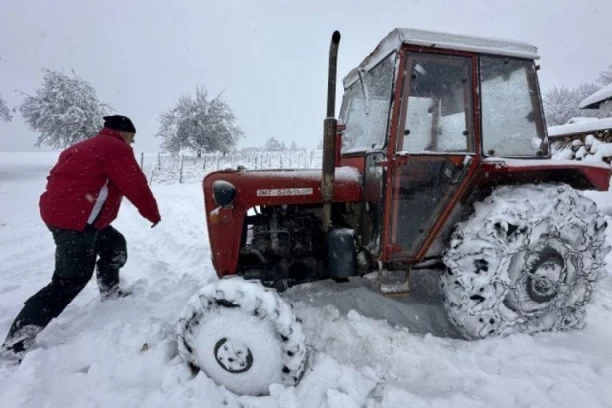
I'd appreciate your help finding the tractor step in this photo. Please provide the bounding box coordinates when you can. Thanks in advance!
[365,268,411,295]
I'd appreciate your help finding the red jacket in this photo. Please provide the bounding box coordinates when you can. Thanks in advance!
[40,128,161,231]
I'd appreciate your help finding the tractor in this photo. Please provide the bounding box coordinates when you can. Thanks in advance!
[176,28,611,396]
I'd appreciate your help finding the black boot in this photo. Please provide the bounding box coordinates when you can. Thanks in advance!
[0,325,42,363]
[95,225,128,301]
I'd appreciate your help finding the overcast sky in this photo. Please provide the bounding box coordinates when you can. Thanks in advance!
[1,0,610,152]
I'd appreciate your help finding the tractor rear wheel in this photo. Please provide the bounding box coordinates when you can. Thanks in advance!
[441,184,610,339]
[176,278,306,395]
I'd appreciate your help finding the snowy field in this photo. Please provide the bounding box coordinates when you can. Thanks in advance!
[1,151,612,408]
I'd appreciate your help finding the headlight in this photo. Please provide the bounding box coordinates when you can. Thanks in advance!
[212,180,237,207]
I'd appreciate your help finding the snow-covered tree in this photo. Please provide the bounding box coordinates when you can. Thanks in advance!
[156,86,243,155]
[0,94,11,122]
[543,83,599,126]
[598,64,612,86]
[264,137,286,151]
[18,69,111,148]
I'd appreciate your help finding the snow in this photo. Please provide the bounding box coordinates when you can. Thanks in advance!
[225,166,363,184]
[551,135,612,163]
[565,117,599,125]
[579,83,612,109]
[1,152,612,407]
[344,28,538,88]
[548,117,612,138]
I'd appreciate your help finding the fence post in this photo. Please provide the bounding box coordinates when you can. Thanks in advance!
[157,152,161,170]
[140,152,144,169]
[179,154,184,184]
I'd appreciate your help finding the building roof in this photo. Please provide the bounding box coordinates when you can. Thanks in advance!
[579,83,612,109]
[547,117,612,138]
[343,28,539,88]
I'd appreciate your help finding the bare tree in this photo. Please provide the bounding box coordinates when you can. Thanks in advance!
[0,94,11,122]
[597,64,612,86]
[264,137,286,151]
[156,86,243,155]
[19,69,111,148]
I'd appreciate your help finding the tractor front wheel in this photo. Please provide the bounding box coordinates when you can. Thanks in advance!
[176,278,307,395]
[441,184,610,339]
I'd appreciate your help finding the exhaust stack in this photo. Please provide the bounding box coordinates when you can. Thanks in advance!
[321,30,341,233]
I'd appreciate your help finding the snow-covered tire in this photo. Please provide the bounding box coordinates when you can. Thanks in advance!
[442,184,610,339]
[176,278,306,396]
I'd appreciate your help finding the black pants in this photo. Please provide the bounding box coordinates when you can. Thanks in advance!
[3,225,127,343]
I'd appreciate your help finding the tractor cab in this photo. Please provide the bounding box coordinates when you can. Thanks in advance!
[334,28,605,265]
[339,29,546,159]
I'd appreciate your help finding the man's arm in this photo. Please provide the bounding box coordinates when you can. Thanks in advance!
[103,147,161,224]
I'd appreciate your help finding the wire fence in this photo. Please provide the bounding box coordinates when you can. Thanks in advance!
[139,150,324,184]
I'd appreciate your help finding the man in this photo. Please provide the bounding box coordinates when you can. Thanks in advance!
[0,115,161,361]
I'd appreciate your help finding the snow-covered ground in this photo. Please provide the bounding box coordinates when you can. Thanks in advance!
[1,152,612,408]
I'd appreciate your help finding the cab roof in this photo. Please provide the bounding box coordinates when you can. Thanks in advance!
[343,28,539,88]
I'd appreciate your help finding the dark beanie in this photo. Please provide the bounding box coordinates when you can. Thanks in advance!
[103,115,136,133]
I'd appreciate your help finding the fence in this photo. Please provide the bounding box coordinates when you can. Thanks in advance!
[139,150,323,184]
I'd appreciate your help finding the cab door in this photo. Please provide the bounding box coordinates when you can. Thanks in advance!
[384,51,478,261]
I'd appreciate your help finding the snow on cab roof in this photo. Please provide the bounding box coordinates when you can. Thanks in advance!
[579,83,612,109]
[343,28,539,88]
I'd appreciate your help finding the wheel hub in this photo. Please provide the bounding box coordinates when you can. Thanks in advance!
[504,244,568,314]
[525,251,564,304]
[526,260,563,303]
[214,337,254,374]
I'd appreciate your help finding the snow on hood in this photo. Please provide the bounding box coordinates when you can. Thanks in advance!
[580,83,612,109]
[241,166,363,184]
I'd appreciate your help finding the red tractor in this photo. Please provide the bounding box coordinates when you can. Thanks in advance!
[176,29,611,396]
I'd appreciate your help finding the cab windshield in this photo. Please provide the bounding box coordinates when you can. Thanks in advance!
[480,56,547,157]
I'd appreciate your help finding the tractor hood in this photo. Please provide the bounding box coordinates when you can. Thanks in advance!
[203,167,363,209]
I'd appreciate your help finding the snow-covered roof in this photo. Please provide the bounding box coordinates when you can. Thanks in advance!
[343,28,539,88]
[579,83,612,109]
[547,117,612,138]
